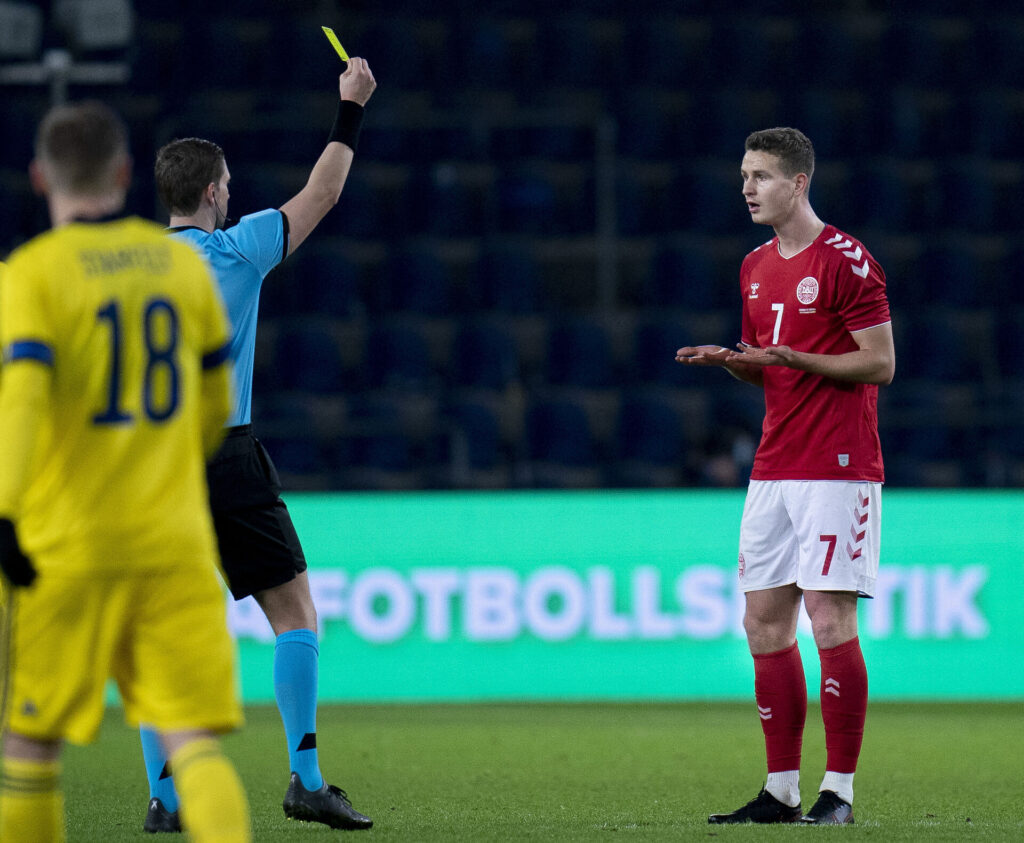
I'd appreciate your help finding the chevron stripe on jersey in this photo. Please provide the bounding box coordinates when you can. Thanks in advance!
[739,224,891,481]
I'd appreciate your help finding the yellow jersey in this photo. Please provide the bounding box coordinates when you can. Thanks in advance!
[0,217,231,575]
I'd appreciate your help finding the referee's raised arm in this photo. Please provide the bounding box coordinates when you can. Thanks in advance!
[279,57,376,257]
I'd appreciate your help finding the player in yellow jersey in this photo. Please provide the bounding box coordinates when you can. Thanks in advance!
[0,102,250,843]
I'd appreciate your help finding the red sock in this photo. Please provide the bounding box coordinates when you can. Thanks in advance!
[819,636,868,774]
[753,641,807,772]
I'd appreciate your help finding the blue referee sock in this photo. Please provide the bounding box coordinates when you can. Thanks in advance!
[274,628,324,791]
[139,725,179,812]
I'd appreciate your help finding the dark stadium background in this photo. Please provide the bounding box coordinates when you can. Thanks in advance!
[2,0,1021,491]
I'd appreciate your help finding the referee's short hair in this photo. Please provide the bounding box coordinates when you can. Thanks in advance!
[35,100,129,196]
[155,138,225,216]
[745,127,815,181]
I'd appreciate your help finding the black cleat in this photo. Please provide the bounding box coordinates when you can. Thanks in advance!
[283,772,373,830]
[708,787,801,824]
[801,790,854,825]
[143,797,182,833]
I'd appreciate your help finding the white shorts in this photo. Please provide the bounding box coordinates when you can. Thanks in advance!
[738,480,881,597]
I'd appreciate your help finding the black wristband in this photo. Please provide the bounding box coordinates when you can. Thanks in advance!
[328,100,364,152]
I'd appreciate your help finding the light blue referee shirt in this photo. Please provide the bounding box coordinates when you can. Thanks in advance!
[170,209,287,426]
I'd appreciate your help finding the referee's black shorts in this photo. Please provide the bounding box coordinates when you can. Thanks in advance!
[206,424,307,600]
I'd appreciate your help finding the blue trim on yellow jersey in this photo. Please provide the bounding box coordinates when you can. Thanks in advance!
[4,340,55,366]
[202,341,231,370]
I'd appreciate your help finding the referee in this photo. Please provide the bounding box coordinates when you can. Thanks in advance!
[139,58,376,832]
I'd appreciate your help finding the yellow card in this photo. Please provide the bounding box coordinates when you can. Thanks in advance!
[321,26,349,62]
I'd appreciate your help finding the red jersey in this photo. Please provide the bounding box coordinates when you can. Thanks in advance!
[739,224,891,482]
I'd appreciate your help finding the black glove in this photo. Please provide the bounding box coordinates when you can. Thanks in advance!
[0,518,35,587]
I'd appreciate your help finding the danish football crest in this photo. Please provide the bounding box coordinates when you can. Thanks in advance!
[796,276,819,305]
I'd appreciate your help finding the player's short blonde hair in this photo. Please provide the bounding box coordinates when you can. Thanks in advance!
[35,100,129,196]
[745,127,815,181]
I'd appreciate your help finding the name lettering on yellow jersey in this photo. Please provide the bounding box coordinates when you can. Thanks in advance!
[79,245,173,277]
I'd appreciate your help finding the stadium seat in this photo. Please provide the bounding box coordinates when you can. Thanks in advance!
[937,159,1018,236]
[0,171,43,253]
[407,164,491,237]
[709,18,801,89]
[376,246,454,316]
[495,168,560,235]
[472,244,542,313]
[669,160,748,234]
[994,308,1024,381]
[362,321,435,391]
[130,19,188,98]
[615,162,677,237]
[912,239,986,309]
[987,389,1024,463]
[177,17,268,90]
[796,89,881,159]
[356,18,436,91]
[359,123,411,164]
[800,15,889,91]
[880,380,984,488]
[847,159,919,233]
[451,17,520,92]
[544,318,615,389]
[536,14,614,87]
[884,17,978,90]
[321,169,394,239]
[258,434,323,477]
[264,123,341,168]
[274,17,350,90]
[524,121,596,163]
[623,16,714,88]
[898,308,992,384]
[644,239,728,312]
[889,88,973,159]
[971,90,1024,161]
[449,321,520,390]
[340,390,436,487]
[973,16,1024,90]
[351,431,415,473]
[443,400,504,472]
[707,379,766,443]
[508,163,593,236]
[286,246,364,317]
[273,323,345,394]
[524,398,597,467]
[691,89,782,160]
[631,319,703,386]
[613,393,684,465]
[612,89,692,161]
[257,259,299,317]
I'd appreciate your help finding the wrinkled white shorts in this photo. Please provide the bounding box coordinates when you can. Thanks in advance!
[738,480,881,597]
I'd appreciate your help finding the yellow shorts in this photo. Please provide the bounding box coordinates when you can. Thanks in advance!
[2,562,242,745]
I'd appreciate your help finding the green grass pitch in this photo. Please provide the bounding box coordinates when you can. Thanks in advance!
[64,702,1022,841]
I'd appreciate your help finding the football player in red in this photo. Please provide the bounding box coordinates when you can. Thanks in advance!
[677,127,894,826]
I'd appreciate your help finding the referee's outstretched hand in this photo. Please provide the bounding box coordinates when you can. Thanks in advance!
[0,518,36,587]
[339,57,376,106]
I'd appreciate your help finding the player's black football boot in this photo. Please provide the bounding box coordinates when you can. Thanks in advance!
[800,790,855,824]
[708,787,802,824]
[283,772,373,830]
[143,797,182,833]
